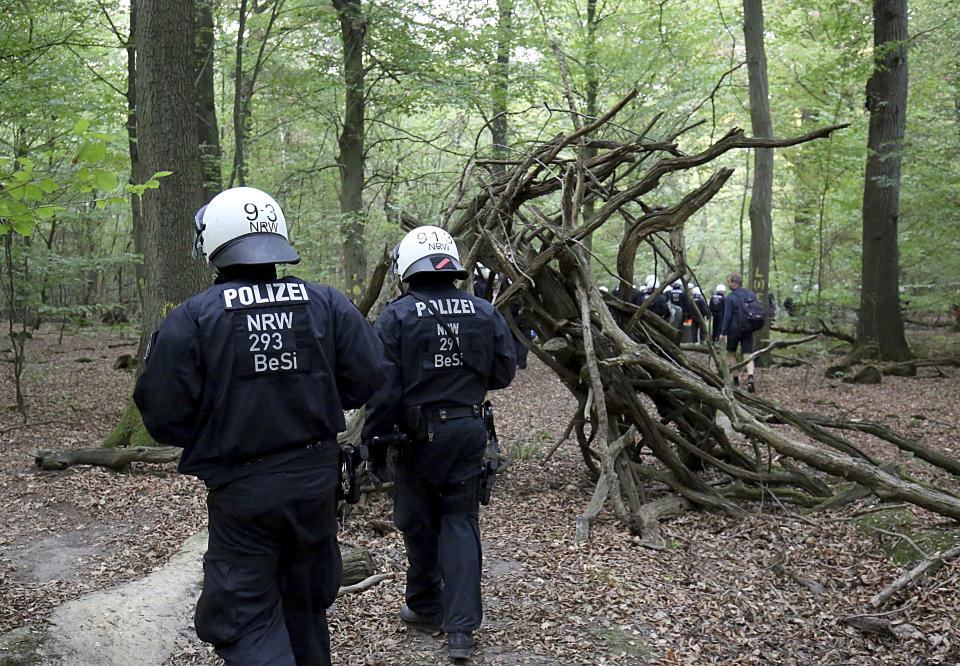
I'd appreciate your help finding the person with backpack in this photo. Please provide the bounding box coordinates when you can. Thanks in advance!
[720,272,763,393]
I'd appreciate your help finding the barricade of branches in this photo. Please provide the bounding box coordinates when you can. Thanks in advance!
[436,90,960,543]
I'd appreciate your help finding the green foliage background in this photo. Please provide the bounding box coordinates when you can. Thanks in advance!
[1,0,958,323]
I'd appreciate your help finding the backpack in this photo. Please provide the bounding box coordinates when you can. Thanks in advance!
[739,290,765,332]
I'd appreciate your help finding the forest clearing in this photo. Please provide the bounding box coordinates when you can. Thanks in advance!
[1,321,958,665]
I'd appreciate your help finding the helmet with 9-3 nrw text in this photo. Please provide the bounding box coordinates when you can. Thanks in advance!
[194,186,300,268]
[393,225,467,281]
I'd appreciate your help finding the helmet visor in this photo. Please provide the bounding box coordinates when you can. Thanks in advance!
[209,232,301,267]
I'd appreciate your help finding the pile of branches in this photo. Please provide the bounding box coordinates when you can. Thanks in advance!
[406,90,960,545]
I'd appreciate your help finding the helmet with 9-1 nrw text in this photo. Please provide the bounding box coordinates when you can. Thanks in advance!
[193,186,300,268]
[393,225,467,281]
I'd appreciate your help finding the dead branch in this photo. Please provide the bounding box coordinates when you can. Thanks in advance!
[35,446,181,470]
[436,96,955,541]
[771,320,855,343]
[869,545,960,608]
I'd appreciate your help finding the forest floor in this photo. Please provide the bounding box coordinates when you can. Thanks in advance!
[1,321,960,665]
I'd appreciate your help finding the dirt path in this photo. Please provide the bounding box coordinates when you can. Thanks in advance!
[2,324,960,665]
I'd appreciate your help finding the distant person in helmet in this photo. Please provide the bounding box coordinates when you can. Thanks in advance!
[134,186,385,666]
[362,225,516,660]
[689,285,709,342]
[709,283,726,341]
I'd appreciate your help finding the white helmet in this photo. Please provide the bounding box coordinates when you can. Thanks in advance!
[716,283,726,293]
[393,225,466,281]
[644,274,656,290]
[194,187,299,268]
[692,286,702,296]
[793,284,802,293]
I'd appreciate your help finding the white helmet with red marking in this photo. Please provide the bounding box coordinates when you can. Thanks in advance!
[393,225,467,281]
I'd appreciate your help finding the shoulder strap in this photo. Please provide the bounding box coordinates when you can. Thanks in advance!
[405,290,488,381]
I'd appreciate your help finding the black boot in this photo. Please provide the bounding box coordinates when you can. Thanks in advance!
[399,604,443,633]
[448,631,475,660]
[746,375,755,393]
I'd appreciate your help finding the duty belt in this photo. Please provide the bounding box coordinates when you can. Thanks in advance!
[422,404,482,423]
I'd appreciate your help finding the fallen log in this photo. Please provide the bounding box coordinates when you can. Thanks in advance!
[35,446,181,470]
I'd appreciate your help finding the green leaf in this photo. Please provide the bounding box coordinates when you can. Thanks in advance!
[34,205,64,219]
[16,157,33,169]
[24,183,44,201]
[11,218,34,235]
[78,141,107,163]
[150,171,173,179]
[40,178,57,193]
[11,169,31,182]
[96,199,108,209]
[92,170,119,191]
[73,118,91,134]
[6,184,26,199]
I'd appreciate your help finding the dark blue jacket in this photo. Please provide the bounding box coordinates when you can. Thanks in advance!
[721,287,754,335]
[134,276,385,486]
[631,288,670,320]
[362,282,516,440]
[709,293,725,317]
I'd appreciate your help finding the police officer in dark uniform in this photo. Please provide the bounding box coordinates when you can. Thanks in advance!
[134,186,384,666]
[709,283,726,341]
[362,225,516,660]
[632,276,670,321]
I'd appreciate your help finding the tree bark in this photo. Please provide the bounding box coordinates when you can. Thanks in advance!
[743,0,773,349]
[195,0,222,200]
[105,0,211,449]
[333,0,367,299]
[858,0,910,361]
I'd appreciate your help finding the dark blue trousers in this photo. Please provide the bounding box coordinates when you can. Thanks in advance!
[195,461,342,666]
[393,416,485,633]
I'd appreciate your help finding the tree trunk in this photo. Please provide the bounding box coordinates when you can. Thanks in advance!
[229,0,250,188]
[127,0,144,318]
[490,0,513,179]
[105,0,211,449]
[857,0,910,361]
[743,0,773,348]
[195,0,222,200]
[581,0,599,259]
[333,0,367,299]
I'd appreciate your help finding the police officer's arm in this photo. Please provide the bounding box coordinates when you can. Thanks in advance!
[330,290,386,410]
[133,307,203,448]
[361,308,403,440]
[488,308,517,390]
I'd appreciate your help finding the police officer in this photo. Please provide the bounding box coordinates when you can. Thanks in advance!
[709,283,726,341]
[690,285,709,342]
[362,225,516,660]
[635,275,670,320]
[134,186,385,666]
